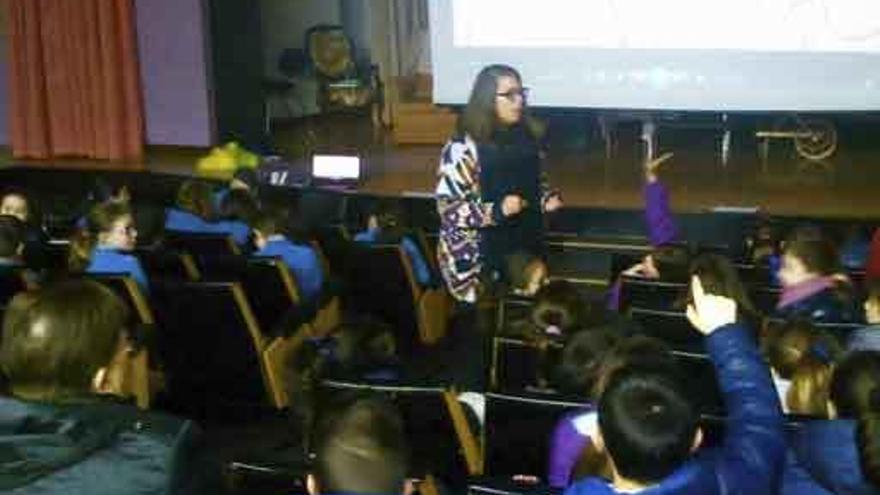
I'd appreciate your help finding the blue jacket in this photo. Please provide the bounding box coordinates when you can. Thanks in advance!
[86,246,150,293]
[354,228,433,288]
[847,325,880,352]
[564,323,786,495]
[775,287,862,324]
[165,208,251,248]
[0,396,203,494]
[782,420,876,495]
[255,235,324,305]
[212,220,252,248]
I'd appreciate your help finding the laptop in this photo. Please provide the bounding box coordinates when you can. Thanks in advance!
[310,153,362,189]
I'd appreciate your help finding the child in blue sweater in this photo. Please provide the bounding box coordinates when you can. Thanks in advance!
[354,199,433,288]
[70,201,149,293]
[253,211,324,305]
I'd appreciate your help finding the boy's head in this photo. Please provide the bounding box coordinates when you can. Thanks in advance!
[253,210,288,250]
[554,327,620,396]
[0,215,25,260]
[1,280,129,400]
[864,279,880,325]
[176,180,215,219]
[0,190,30,223]
[366,199,405,236]
[597,363,700,484]
[309,397,408,495]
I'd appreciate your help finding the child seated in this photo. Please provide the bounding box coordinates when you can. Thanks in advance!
[608,152,690,310]
[215,188,257,249]
[548,335,673,488]
[565,276,785,495]
[253,211,324,306]
[165,180,217,233]
[506,252,549,297]
[780,351,880,494]
[761,319,842,415]
[70,202,149,293]
[776,225,861,323]
[354,199,433,288]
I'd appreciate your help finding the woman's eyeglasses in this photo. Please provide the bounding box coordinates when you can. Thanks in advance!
[496,87,530,102]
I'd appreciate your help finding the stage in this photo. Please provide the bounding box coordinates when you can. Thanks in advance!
[4,114,880,220]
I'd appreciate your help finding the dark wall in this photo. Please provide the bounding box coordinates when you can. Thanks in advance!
[208,0,267,151]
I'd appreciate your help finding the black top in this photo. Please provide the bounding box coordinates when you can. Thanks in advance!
[478,124,544,282]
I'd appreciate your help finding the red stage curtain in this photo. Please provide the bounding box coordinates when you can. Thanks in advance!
[8,0,144,161]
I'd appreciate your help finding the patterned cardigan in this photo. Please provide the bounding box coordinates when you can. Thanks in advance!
[435,134,553,303]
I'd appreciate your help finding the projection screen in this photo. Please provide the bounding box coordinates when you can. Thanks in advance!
[429,0,880,111]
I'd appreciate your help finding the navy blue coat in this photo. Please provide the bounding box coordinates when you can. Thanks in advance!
[782,419,877,495]
[0,396,204,494]
[775,287,862,324]
[564,323,786,495]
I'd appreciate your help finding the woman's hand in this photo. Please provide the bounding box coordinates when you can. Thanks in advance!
[544,193,564,213]
[645,152,675,183]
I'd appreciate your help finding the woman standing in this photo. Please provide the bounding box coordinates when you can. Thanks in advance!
[435,65,562,304]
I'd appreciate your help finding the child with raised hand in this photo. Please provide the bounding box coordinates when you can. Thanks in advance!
[565,275,785,495]
[609,153,689,309]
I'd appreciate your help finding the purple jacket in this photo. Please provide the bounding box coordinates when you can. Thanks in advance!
[548,409,596,488]
[644,181,680,248]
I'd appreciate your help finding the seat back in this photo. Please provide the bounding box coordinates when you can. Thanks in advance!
[483,392,589,479]
[630,308,704,353]
[317,380,479,482]
[134,247,199,282]
[490,337,563,393]
[200,255,299,337]
[163,231,240,271]
[85,274,154,410]
[620,277,688,312]
[671,351,724,416]
[151,281,269,416]
[346,244,420,354]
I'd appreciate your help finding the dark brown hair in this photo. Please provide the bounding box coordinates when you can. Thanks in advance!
[830,351,880,488]
[689,253,759,319]
[176,180,215,220]
[1,280,128,399]
[69,201,133,272]
[456,64,542,144]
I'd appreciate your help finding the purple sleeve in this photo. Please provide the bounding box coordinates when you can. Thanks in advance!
[643,181,680,247]
[547,414,592,488]
[607,276,623,312]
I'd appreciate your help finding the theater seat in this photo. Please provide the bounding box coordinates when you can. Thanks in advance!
[318,379,481,484]
[150,281,272,418]
[86,273,154,410]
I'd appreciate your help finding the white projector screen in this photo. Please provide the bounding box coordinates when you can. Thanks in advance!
[429,0,880,111]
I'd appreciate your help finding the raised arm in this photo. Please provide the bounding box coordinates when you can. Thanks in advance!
[643,152,679,247]
[687,276,786,495]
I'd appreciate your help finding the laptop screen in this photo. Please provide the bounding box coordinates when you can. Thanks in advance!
[312,154,361,181]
